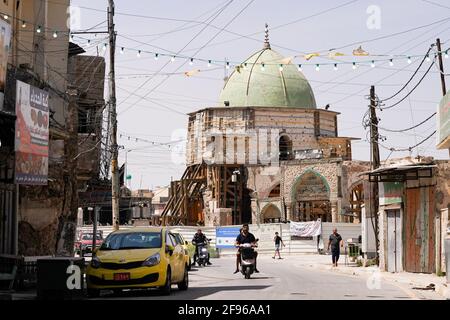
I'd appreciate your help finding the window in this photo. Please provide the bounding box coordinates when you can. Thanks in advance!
[100,232,162,250]
[279,135,292,161]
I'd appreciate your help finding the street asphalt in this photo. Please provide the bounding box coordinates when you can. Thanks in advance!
[92,255,444,300]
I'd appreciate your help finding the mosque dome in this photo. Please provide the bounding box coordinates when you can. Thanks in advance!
[218,28,316,109]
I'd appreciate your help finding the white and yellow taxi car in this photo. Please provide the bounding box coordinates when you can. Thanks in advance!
[86,227,188,297]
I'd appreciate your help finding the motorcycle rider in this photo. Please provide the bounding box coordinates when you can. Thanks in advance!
[234,223,259,274]
[192,228,212,265]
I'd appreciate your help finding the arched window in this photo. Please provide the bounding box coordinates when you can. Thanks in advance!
[268,184,280,198]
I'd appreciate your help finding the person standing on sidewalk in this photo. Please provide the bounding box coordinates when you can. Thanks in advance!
[327,228,343,267]
[273,232,285,259]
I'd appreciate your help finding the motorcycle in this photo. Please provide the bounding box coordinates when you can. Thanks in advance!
[239,239,259,279]
[193,239,211,267]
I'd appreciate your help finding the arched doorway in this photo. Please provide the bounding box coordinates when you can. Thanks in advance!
[261,204,282,223]
[292,170,331,222]
[279,135,292,161]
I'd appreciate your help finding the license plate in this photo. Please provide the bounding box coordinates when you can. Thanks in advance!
[114,273,130,281]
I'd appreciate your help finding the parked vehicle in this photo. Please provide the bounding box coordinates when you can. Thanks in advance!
[172,232,193,271]
[86,227,188,297]
[75,231,103,255]
[239,239,258,279]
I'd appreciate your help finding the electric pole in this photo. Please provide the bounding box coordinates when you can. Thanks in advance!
[370,86,380,170]
[108,0,119,231]
[369,85,380,264]
[436,38,447,96]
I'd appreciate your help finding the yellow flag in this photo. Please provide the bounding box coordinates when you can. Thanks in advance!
[304,53,320,60]
[328,52,345,59]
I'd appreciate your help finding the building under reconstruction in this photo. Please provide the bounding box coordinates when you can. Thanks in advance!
[159,30,373,226]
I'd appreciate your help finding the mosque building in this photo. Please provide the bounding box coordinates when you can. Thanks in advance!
[158,28,373,226]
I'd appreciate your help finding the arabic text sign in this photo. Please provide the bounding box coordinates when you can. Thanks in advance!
[289,219,322,237]
[15,80,49,185]
[215,227,241,248]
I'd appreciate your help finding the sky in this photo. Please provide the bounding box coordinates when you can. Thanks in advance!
[70,0,450,190]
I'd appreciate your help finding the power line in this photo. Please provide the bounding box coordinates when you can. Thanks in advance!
[378,112,436,133]
[116,0,235,110]
[379,46,433,102]
[379,59,436,110]
[379,130,436,152]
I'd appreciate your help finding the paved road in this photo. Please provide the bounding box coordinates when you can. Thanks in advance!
[95,255,440,300]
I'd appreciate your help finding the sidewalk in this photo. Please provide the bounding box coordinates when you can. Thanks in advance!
[284,253,449,300]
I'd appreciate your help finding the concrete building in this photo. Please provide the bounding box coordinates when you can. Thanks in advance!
[160,33,372,227]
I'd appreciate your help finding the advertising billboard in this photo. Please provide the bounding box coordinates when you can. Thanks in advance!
[0,19,11,110]
[15,80,49,185]
[437,91,450,149]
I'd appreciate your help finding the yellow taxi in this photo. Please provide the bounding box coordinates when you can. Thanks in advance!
[86,227,188,297]
[172,232,194,270]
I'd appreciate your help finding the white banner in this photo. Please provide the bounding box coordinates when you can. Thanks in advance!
[289,219,322,237]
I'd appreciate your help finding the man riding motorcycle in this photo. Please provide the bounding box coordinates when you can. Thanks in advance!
[234,223,259,274]
[192,229,212,265]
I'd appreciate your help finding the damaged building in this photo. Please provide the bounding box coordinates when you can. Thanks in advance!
[159,33,373,227]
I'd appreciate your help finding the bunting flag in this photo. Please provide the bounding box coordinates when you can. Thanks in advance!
[352,45,370,56]
[185,69,201,77]
[303,53,320,60]
[328,51,345,59]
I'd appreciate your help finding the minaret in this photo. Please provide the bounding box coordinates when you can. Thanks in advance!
[263,23,271,49]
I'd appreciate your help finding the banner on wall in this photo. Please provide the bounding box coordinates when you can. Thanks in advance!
[289,219,322,237]
[0,19,11,110]
[15,80,49,185]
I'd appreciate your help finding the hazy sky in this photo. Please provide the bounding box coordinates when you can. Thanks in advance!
[71,0,449,190]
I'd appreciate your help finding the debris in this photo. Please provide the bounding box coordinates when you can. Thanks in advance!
[412,283,435,291]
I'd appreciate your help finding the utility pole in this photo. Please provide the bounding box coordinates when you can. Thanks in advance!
[436,38,447,96]
[108,0,119,231]
[369,85,380,264]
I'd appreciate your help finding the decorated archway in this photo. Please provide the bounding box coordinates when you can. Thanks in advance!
[261,203,282,223]
[291,170,331,222]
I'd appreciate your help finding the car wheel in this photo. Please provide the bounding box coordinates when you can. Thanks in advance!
[159,269,171,295]
[87,288,100,298]
[178,267,189,291]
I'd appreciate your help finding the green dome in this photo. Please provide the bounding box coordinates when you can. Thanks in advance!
[218,48,316,108]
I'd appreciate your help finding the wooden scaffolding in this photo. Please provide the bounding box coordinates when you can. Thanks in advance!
[159,163,207,226]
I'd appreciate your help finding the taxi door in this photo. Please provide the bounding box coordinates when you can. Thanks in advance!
[168,232,185,282]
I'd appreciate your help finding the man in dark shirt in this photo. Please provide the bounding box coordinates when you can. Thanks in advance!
[273,232,285,259]
[192,229,211,265]
[234,224,259,274]
[327,228,343,267]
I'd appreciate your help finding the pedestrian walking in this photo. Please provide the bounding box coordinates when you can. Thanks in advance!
[327,228,343,267]
[273,232,285,259]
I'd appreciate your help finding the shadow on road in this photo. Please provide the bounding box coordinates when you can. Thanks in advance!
[99,284,271,300]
